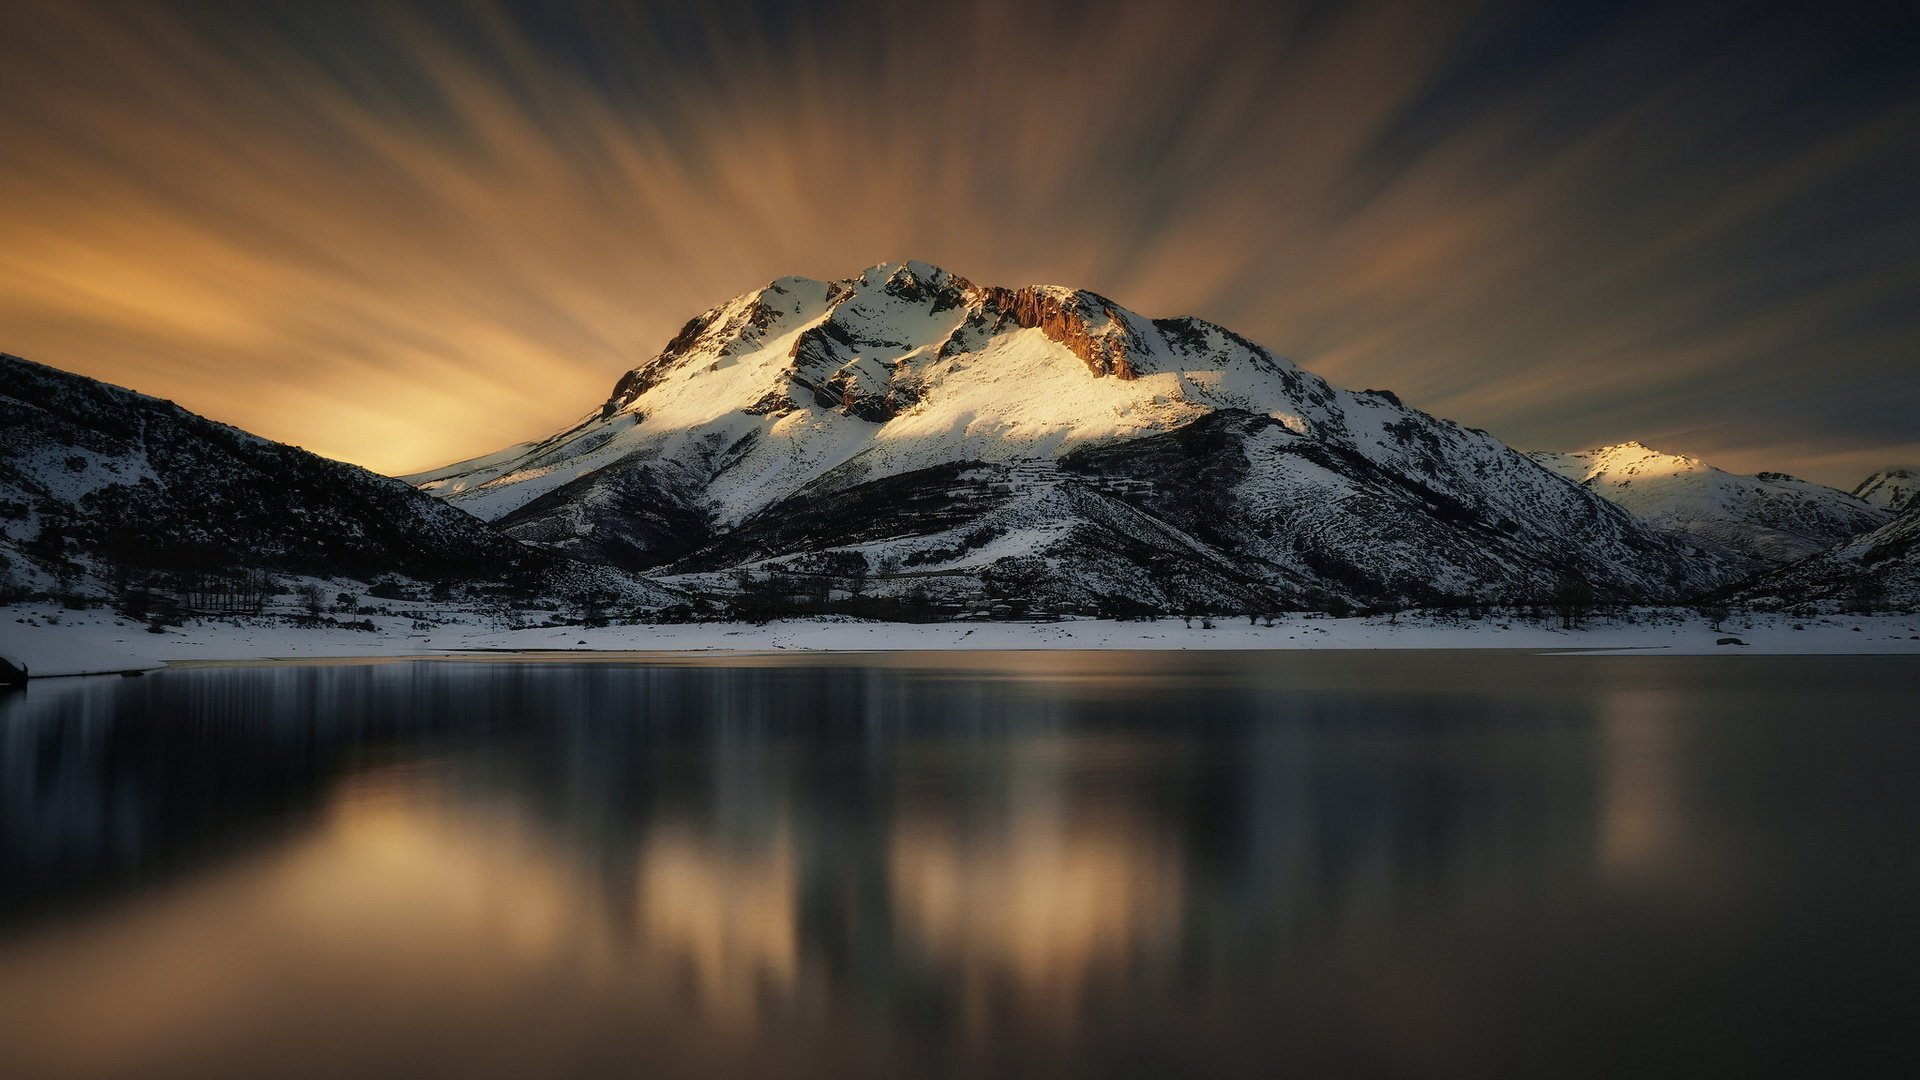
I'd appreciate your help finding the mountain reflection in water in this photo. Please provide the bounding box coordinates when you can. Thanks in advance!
[1,652,1916,1079]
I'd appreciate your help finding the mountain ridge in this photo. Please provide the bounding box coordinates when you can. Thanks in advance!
[1733,501,1920,610]
[411,261,1729,611]
[1852,468,1918,514]
[1526,441,1888,568]
[0,353,672,607]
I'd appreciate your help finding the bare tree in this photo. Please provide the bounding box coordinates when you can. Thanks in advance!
[296,583,326,619]
[1695,600,1731,632]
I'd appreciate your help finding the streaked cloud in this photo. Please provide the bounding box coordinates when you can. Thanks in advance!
[0,0,1913,482]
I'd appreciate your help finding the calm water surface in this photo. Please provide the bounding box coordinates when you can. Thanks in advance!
[0,651,1916,1078]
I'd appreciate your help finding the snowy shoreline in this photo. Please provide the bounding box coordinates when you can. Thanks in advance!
[4,603,1919,679]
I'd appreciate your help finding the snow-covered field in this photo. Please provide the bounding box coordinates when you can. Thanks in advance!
[4,603,1918,679]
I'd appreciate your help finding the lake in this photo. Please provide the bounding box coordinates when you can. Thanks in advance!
[1,651,1916,1078]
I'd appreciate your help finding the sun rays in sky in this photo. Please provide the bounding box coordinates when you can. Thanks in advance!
[1,0,1914,480]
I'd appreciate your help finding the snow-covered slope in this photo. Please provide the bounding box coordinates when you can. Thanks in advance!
[1852,468,1918,514]
[1527,442,1889,567]
[404,440,540,493]
[0,354,671,605]
[1734,502,1920,610]
[414,262,1725,610]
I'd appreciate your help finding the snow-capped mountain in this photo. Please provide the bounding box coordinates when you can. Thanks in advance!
[1733,502,1920,610]
[0,354,669,605]
[1852,468,1918,514]
[1527,442,1889,567]
[414,261,1724,610]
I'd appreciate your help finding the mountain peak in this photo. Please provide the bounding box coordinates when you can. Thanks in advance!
[859,259,956,288]
[584,262,1310,429]
[1853,467,1919,512]
[1598,440,1689,462]
[1526,439,1889,566]
[1533,441,1706,481]
[405,263,1740,609]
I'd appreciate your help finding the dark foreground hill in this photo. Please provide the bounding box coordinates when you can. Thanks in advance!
[1732,503,1920,611]
[0,354,670,607]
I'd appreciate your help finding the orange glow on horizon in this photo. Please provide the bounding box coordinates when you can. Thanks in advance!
[0,1,1912,482]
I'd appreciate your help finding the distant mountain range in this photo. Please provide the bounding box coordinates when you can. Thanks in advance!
[1527,442,1889,568]
[5,263,1914,614]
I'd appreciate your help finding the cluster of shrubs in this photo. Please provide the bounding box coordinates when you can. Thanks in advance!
[903,526,1003,567]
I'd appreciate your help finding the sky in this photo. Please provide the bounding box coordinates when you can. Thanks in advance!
[1,0,1915,485]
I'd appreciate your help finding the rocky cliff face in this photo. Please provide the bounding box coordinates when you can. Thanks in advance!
[976,285,1146,380]
[413,261,1730,611]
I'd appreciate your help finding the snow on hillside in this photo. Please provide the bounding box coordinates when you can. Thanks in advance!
[411,262,1725,609]
[1853,468,1918,513]
[403,439,540,493]
[1528,441,1887,566]
[422,265,1242,525]
[0,353,677,608]
[6,603,1919,678]
[1734,502,1920,610]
